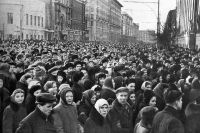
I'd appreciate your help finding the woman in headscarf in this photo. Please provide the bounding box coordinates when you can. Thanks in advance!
[78,89,97,125]
[3,88,27,133]
[53,86,82,133]
[84,98,110,133]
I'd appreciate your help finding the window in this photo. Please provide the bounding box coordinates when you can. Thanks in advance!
[41,17,43,27]
[26,14,28,25]
[38,16,40,26]
[26,34,28,39]
[38,35,40,40]
[7,13,13,24]
[30,15,32,25]
[34,16,36,26]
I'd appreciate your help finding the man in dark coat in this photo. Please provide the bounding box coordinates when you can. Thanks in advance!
[16,93,57,133]
[108,87,133,133]
[151,88,184,133]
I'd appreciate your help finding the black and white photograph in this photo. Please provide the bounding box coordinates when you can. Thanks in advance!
[0,0,200,133]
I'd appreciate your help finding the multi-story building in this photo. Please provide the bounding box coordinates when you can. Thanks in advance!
[121,12,139,43]
[71,0,86,41]
[53,0,72,40]
[110,0,123,42]
[85,0,110,41]
[138,30,156,44]
[0,0,46,40]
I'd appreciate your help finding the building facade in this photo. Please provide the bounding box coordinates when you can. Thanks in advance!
[85,0,110,41]
[71,0,86,41]
[0,0,46,40]
[121,12,139,43]
[110,0,123,42]
[138,30,156,44]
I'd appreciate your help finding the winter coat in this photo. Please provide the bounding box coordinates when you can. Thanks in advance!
[134,122,150,133]
[72,82,85,103]
[25,93,36,114]
[108,99,133,133]
[53,100,80,133]
[184,102,200,133]
[151,105,184,133]
[16,107,57,133]
[84,107,111,133]
[78,90,95,125]
[3,101,27,133]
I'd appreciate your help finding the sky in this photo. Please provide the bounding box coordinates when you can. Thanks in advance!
[118,0,177,31]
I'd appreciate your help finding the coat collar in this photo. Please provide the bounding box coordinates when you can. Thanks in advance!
[89,107,106,126]
[35,107,53,122]
[163,105,181,119]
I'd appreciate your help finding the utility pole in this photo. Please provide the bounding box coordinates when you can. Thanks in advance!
[20,0,23,41]
[157,0,160,49]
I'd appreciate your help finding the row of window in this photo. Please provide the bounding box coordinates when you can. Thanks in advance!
[26,14,44,27]
[7,12,44,27]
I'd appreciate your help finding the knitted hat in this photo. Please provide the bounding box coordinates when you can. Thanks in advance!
[58,83,71,94]
[11,88,24,99]
[36,93,56,104]
[95,98,109,113]
[191,78,200,90]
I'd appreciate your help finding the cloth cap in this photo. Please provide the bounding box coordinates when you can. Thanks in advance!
[36,93,56,104]
[115,87,129,94]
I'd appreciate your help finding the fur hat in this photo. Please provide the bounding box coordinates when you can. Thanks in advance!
[72,71,84,82]
[59,86,73,104]
[29,85,42,95]
[113,76,124,89]
[58,83,71,94]
[103,77,113,89]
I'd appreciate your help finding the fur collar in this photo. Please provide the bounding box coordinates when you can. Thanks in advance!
[89,107,106,126]
[10,99,21,112]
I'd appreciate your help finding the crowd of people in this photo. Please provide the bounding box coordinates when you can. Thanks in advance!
[1,39,200,133]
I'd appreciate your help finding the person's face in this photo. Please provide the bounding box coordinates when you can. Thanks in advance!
[149,96,156,107]
[15,92,24,104]
[116,92,128,105]
[159,76,163,83]
[103,62,108,67]
[99,77,105,85]
[9,65,16,73]
[81,70,88,77]
[38,103,54,116]
[65,91,73,104]
[90,95,97,105]
[176,97,182,110]
[76,64,82,71]
[99,104,109,118]
[34,89,41,97]
[57,76,63,83]
[127,83,135,91]
[0,79,3,88]
[129,93,135,104]
[68,67,73,72]
[88,62,94,67]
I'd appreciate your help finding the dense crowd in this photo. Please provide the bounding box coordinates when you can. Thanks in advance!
[1,39,200,133]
